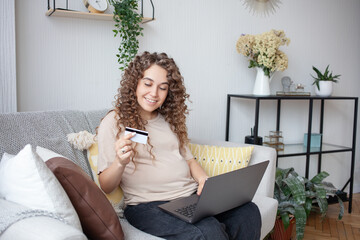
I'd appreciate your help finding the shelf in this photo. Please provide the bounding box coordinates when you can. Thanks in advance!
[227,94,357,100]
[46,9,154,23]
[225,94,358,213]
[276,143,353,157]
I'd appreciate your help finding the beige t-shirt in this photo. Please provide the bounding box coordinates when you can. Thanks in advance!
[97,111,198,205]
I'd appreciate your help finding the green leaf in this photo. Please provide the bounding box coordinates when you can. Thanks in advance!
[248,60,258,68]
[304,198,312,217]
[311,171,329,184]
[264,68,270,77]
[314,184,327,199]
[336,195,344,220]
[294,205,307,240]
[283,176,306,205]
[316,196,328,219]
[280,212,291,229]
[312,66,323,79]
[324,65,330,78]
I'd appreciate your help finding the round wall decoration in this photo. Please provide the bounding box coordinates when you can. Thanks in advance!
[241,0,282,17]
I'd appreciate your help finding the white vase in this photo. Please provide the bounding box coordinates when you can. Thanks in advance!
[253,67,273,96]
[314,81,333,97]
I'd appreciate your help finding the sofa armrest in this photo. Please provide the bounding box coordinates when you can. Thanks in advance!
[189,138,277,198]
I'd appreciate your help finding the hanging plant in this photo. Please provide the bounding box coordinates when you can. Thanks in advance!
[109,0,144,70]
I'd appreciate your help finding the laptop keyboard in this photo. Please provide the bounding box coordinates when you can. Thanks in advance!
[175,203,197,218]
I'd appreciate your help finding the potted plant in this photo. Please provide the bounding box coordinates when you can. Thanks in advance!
[311,65,341,97]
[109,0,144,70]
[273,167,344,240]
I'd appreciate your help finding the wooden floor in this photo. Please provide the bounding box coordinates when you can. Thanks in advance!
[302,193,360,240]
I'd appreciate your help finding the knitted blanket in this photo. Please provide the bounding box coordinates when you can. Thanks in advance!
[0,198,66,234]
[0,110,93,177]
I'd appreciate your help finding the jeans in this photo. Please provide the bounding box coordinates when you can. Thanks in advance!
[124,201,261,240]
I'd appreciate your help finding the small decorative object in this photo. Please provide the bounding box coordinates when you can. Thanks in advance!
[83,0,108,13]
[244,127,263,145]
[281,76,293,92]
[67,131,96,150]
[240,0,282,17]
[303,133,322,148]
[110,0,144,71]
[274,167,344,240]
[295,83,305,92]
[264,131,284,151]
[236,29,290,96]
[311,65,341,97]
[277,79,311,96]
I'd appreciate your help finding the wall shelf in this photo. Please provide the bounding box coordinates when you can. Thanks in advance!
[46,8,154,23]
[46,0,155,23]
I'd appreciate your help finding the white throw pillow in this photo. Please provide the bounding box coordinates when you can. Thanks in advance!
[0,153,14,198]
[0,144,82,231]
[1,152,15,162]
[36,146,65,162]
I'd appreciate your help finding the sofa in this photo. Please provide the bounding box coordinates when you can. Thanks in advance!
[0,109,278,240]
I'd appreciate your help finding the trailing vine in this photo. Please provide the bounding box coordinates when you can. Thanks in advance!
[109,0,144,70]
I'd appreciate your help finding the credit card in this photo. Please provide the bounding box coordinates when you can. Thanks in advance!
[125,127,148,144]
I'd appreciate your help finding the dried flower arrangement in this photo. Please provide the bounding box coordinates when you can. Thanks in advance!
[236,29,290,77]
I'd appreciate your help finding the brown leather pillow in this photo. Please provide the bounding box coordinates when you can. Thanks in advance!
[46,157,124,240]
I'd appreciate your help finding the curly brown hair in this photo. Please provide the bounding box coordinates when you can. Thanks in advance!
[113,51,190,158]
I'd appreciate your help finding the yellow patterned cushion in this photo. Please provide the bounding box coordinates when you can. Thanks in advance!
[188,143,254,177]
[87,142,125,216]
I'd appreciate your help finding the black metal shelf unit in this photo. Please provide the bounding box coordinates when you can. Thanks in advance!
[225,94,358,213]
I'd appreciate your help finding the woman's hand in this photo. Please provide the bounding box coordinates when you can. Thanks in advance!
[187,158,209,196]
[99,132,135,194]
[196,176,208,195]
[115,132,136,166]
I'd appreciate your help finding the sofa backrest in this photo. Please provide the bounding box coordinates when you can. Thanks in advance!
[84,109,110,134]
[0,109,108,179]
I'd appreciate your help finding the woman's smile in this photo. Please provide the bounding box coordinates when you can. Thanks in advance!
[144,97,158,104]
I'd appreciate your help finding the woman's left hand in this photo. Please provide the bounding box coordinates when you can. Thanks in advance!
[197,176,208,195]
[187,158,209,196]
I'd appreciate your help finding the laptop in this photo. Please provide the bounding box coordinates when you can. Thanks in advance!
[158,160,269,223]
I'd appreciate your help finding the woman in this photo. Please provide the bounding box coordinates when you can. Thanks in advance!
[97,52,261,240]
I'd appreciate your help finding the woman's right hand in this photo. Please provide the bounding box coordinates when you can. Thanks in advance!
[115,132,136,166]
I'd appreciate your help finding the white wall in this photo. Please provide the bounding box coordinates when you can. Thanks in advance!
[15,0,360,193]
[1,0,17,113]
[16,0,120,112]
